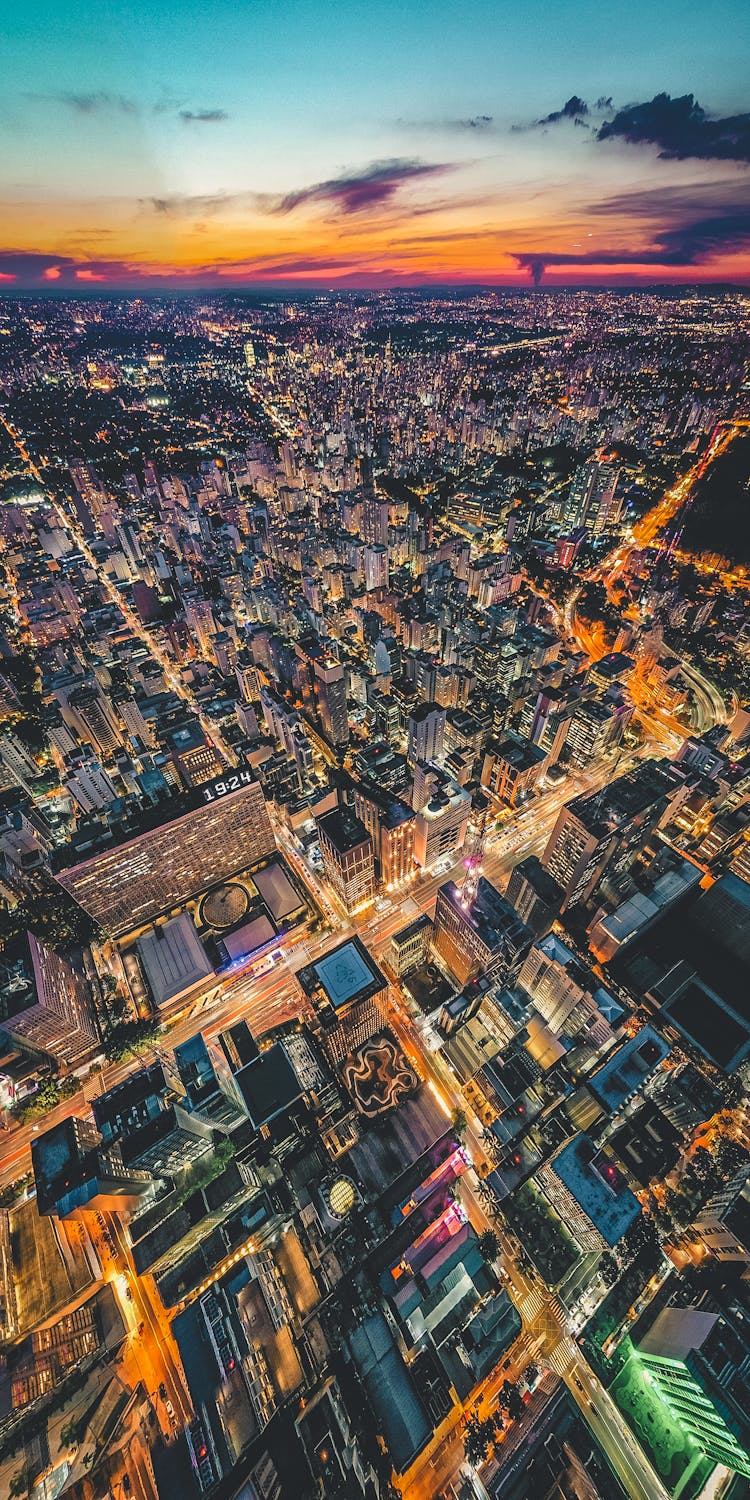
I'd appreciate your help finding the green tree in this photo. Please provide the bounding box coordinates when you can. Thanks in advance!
[498,1381,525,1421]
[478,1229,500,1263]
[464,1416,495,1468]
[599,1251,619,1287]
[9,1466,30,1498]
[59,1417,80,1450]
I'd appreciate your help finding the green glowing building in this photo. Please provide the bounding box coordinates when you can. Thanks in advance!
[638,1306,750,1479]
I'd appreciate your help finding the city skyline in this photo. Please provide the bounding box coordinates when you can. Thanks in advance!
[1,0,750,288]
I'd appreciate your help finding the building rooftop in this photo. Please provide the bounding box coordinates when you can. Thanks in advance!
[420,780,471,819]
[662,980,750,1072]
[348,1311,432,1474]
[162,718,207,754]
[570,758,682,836]
[316,806,371,854]
[511,854,562,904]
[639,1306,719,1361]
[588,1026,670,1112]
[438,877,532,956]
[551,1134,641,1245]
[591,861,701,955]
[392,913,432,948]
[590,652,635,680]
[234,1042,303,1128]
[408,700,443,724]
[490,734,548,772]
[296,934,387,1011]
[136,912,213,1006]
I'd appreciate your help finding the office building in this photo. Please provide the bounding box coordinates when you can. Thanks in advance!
[537,1134,641,1251]
[432,877,532,986]
[566,700,619,767]
[542,761,685,909]
[63,752,119,813]
[407,702,446,767]
[32,1116,153,1218]
[0,732,39,791]
[163,719,225,788]
[57,680,123,757]
[0,932,99,1068]
[542,801,615,910]
[389,913,432,976]
[638,1307,750,1479]
[296,936,389,1064]
[413,774,471,868]
[362,494,390,546]
[55,775,275,937]
[481,734,549,807]
[518,934,617,1046]
[353,782,415,888]
[317,806,375,914]
[314,656,349,749]
[564,459,622,533]
[506,855,562,937]
[363,542,389,592]
[695,1169,750,1269]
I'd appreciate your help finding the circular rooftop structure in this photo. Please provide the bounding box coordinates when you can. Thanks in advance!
[325,1176,357,1220]
[200,881,250,930]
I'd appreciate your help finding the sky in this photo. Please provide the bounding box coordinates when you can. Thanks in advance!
[0,0,749,288]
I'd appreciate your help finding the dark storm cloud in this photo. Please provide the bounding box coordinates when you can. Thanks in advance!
[275,159,452,215]
[514,205,750,282]
[0,251,148,285]
[658,208,750,259]
[598,93,750,163]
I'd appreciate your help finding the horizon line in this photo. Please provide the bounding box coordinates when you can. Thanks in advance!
[1,279,749,299]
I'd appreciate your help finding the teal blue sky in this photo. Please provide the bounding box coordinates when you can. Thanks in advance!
[1,0,749,285]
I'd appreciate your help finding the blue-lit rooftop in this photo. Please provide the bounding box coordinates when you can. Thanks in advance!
[551,1135,641,1245]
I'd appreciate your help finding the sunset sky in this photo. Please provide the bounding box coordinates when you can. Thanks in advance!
[1,0,749,288]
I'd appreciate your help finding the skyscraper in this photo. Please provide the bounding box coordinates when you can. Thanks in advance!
[314,656,349,749]
[317,807,375,914]
[0,933,99,1069]
[362,495,389,546]
[432,877,532,986]
[407,702,446,767]
[363,542,389,592]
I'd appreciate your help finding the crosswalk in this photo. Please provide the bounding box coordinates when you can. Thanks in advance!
[517,1284,564,1326]
[545,1338,573,1376]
